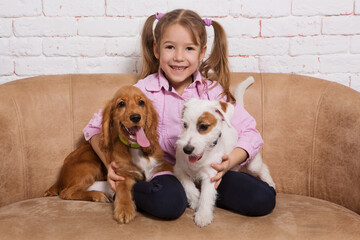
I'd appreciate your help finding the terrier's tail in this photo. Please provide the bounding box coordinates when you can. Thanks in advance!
[234,76,255,107]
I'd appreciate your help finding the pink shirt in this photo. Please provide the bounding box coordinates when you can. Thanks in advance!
[83,70,263,165]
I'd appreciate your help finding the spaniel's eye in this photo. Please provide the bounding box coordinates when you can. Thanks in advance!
[117,101,126,108]
[199,124,209,131]
[138,100,145,106]
[183,122,188,129]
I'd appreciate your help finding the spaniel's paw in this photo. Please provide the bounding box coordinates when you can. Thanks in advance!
[113,202,136,224]
[91,191,111,203]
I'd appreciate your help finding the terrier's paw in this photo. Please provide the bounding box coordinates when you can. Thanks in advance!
[187,189,200,210]
[194,209,213,227]
[113,202,136,224]
[188,198,199,210]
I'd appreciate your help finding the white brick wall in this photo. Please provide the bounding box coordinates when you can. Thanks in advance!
[0,0,359,91]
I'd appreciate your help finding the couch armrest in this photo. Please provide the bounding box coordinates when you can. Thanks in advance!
[311,82,360,214]
[0,87,26,206]
[232,73,360,214]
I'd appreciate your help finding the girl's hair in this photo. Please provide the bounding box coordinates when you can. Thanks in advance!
[140,9,235,103]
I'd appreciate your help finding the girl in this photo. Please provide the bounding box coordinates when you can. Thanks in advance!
[84,9,276,220]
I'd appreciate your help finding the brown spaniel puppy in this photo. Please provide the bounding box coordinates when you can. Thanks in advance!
[44,86,172,224]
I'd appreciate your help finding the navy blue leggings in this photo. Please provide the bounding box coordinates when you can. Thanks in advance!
[132,171,276,220]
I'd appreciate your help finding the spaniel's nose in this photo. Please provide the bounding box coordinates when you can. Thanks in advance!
[130,114,141,123]
[183,145,194,155]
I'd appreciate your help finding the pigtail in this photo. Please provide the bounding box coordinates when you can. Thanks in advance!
[140,15,159,79]
[200,20,235,103]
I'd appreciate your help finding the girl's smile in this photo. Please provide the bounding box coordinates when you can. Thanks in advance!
[154,24,206,95]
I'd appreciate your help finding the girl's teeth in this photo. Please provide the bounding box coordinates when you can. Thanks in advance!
[173,67,185,70]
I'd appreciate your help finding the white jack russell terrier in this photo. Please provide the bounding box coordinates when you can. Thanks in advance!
[174,77,275,227]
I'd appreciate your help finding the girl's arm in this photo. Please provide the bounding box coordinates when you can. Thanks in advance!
[89,134,125,191]
[83,111,125,191]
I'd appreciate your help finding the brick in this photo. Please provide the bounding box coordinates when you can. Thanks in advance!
[0,19,12,37]
[0,57,13,75]
[262,17,321,37]
[78,18,139,37]
[76,57,137,73]
[240,0,291,18]
[216,17,260,38]
[107,0,167,17]
[356,0,360,14]
[0,38,10,55]
[15,57,76,75]
[292,0,353,16]
[259,56,319,73]
[43,0,105,16]
[309,73,351,87]
[0,76,22,85]
[43,37,105,57]
[10,38,42,56]
[350,36,360,53]
[290,36,348,56]
[168,0,230,17]
[0,0,41,17]
[14,18,77,37]
[106,37,141,57]
[350,74,360,92]
[0,76,23,84]
[229,0,242,17]
[323,16,360,35]
[229,56,259,72]
[228,37,289,56]
[320,55,360,73]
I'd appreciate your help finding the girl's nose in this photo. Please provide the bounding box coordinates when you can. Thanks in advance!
[174,49,184,61]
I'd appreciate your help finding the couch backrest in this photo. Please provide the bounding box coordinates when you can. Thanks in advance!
[1,73,359,214]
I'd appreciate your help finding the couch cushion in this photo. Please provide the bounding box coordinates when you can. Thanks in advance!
[0,193,359,240]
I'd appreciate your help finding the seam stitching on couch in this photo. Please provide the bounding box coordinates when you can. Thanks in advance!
[310,82,331,197]
[69,75,74,151]
[260,72,264,155]
[11,96,28,199]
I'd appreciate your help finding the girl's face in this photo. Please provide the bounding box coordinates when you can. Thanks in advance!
[154,24,206,95]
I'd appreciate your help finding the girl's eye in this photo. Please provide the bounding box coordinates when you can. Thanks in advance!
[118,101,126,108]
[186,47,195,51]
[165,45,174,50]
[138,100,145,106]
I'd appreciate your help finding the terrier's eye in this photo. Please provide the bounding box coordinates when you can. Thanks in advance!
[183,122,188,129]
[118,101,126,108]
[199,124,209,131]
[138,100,145,106]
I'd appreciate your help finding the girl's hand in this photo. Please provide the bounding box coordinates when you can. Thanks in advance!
[107,161,125,191]
[210,154,232,189]
[210,148,248,189]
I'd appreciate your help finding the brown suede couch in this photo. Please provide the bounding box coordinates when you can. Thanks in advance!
[0,73,359,240]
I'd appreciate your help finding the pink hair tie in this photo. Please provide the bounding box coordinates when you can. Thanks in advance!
[155,12,165,20]
[203,18,212,27]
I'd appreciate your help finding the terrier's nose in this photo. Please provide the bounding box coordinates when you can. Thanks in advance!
[130,114,141,123]
[183,145,194,155]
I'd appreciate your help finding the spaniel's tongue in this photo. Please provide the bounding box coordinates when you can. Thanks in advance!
[135,127,150,148]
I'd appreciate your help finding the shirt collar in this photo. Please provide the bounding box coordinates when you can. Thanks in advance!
[145,69,204,92]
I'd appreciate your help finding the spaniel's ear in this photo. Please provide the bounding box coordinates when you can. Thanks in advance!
[143,98,159,152]
[100,100,113,152]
